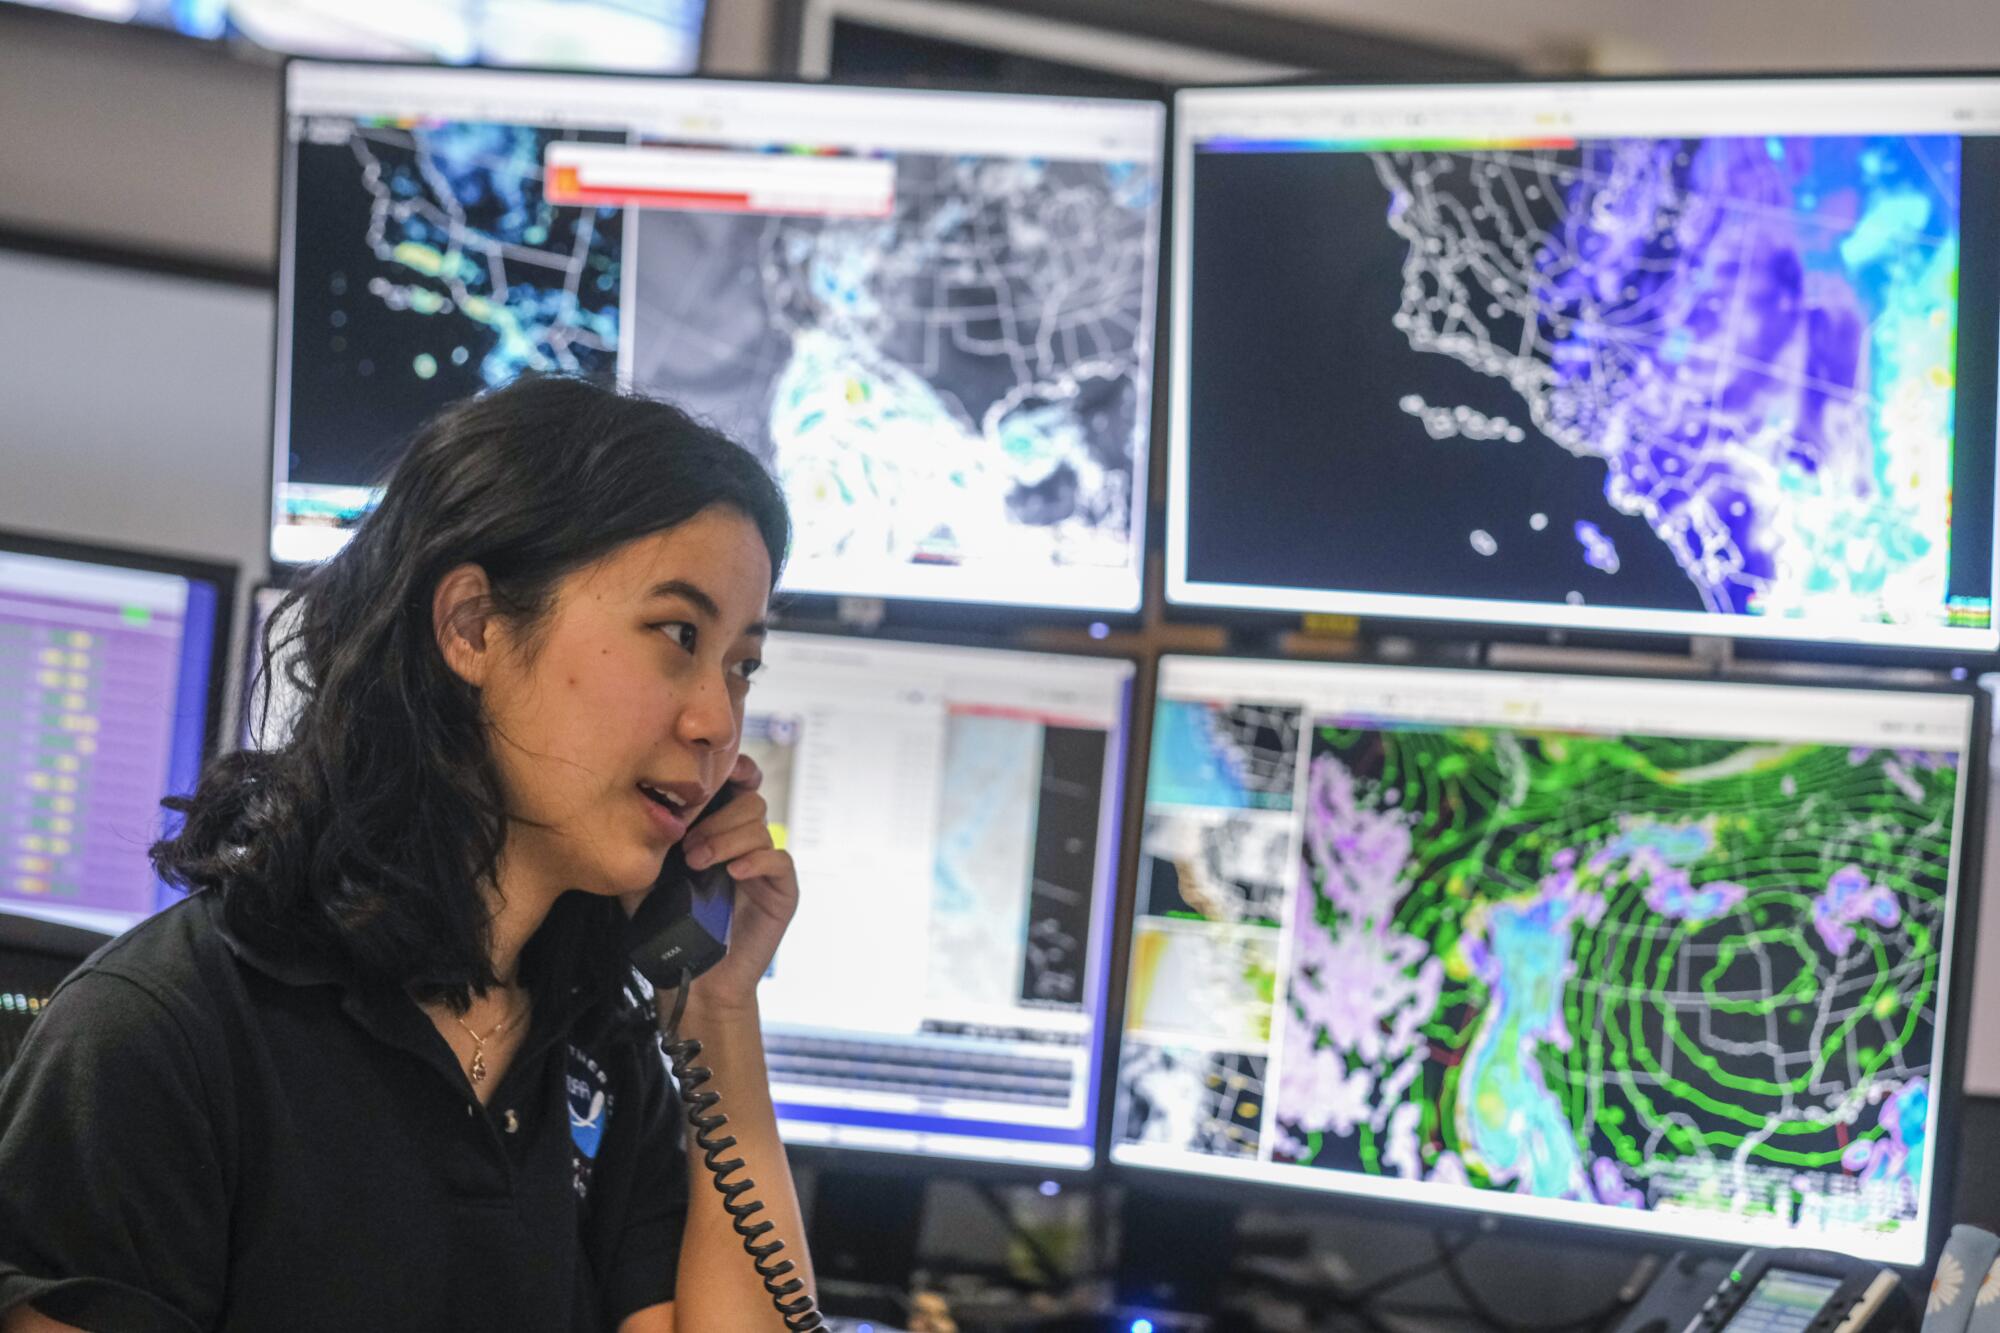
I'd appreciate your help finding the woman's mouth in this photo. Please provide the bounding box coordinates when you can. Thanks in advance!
[636,781,692,839]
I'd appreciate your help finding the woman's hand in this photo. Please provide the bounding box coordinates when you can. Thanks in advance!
[672,752,798,1015]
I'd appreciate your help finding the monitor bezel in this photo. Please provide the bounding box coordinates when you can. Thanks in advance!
[1105,646,1989,1276]
[237,580,296,754]
[743,620,1144,1179]
[269,56,1173,628]
[1163,66,2000,663]
[0,526,238,768]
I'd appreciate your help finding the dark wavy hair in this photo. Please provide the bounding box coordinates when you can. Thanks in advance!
[153,375,790,1012]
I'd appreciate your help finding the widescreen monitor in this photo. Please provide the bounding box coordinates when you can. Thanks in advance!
[1112,654,1982,1266]
[0,532,233,936]
[1167,75,2000,652]
[276,61,1166,614]
[5,1,705,73]
[744,630,1133,1168]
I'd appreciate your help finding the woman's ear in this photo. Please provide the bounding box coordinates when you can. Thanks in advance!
[433,563,496,687]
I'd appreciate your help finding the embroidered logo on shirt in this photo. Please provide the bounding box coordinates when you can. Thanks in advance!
[565,1044,613,1199]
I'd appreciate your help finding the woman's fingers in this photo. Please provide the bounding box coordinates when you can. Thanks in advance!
[682,803,773,868]
[723,848,796,890]
[686,787,767,837]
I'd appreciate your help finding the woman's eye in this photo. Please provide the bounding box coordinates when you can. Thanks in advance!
[732,658,764,683]
[659,622,698,653]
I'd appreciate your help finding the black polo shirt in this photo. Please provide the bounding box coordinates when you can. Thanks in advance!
[0,892,688,1332]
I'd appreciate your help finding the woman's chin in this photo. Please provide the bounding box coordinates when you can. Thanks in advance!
[568,864,664,902]
[604,873,664,901]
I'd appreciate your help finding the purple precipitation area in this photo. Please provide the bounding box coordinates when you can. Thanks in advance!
[1588,820,1747,922]
[1814,864,1901,955]
[1574,520,1621,575]
[1842,1077,1927,1201]
[1591,1156,1644,1208]
[1849,745,1953,804]
[1531,135,1957,615]
[1849,746,1954,770]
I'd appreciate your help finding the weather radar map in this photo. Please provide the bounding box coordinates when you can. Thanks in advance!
[283,112,625,518]
[1115,660,1975,1260]
[1278,725,1956,1231]
[629,150,1160,598]
[1373,133,1959,624]
[1177,81,2000,646]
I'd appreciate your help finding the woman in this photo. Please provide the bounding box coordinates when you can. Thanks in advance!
[0,375,813,1331]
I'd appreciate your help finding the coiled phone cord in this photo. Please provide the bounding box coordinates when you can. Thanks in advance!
[660,968,826,1332]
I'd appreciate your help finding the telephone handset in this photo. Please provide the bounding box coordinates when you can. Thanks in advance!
[625,783,825,1332]
[626,784,739,988]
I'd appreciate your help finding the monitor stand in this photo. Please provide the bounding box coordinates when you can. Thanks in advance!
[808,1167,926,1319]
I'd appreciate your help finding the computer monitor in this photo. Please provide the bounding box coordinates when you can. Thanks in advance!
[1167,75,2000,652]
[5,1,706,73]
[276,61,1167,616]
[744,629,1134,1169]
[0,531,233,936]
[0,911,112,1080]
[1111,654,1983,1267]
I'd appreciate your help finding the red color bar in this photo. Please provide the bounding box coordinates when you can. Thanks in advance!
[548,164,754,210]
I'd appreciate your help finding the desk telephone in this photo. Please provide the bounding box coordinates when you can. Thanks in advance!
[626,784,825,1332]
[1613,1248,1913,1333]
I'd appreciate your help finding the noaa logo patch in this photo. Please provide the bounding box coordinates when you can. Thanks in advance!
[566,1045,613,1199]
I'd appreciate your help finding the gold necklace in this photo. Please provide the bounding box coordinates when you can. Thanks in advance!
[451,991,524,1085]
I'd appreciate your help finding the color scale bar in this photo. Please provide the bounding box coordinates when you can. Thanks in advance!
[1197,136,1579,152]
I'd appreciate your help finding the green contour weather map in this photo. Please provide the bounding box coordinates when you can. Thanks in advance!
[1120,694,1964,1248]
[1282,725,1954,1234]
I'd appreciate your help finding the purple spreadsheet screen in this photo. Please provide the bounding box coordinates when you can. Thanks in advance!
[0,551,219,935]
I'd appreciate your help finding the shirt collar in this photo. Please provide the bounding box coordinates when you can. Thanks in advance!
[204,890,348,989]
[204,889,615,1050]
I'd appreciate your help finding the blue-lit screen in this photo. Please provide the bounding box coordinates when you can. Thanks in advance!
[4,0,705,73]
[0,544,224,935]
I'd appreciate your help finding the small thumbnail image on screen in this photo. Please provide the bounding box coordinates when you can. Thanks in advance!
[1147,699,1302,811]
[1140,807,1292,929]
[1117,1044,1267,1160]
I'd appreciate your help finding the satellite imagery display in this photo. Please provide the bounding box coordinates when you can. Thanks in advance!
[627,151,1159,590]
[284,116,625,507]
[279,92,1161,602]
[1182,129,1997,637]
[1117,675,1969,1252]
[926,716,1107,1011]
[927,711,1045,1013]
